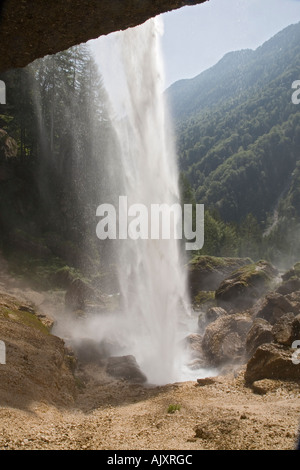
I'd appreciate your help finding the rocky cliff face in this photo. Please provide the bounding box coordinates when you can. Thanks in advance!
[0,0,207,72]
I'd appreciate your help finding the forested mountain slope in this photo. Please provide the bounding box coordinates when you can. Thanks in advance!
[167,22,300,225]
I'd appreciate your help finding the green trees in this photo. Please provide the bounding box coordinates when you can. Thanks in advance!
[0,44,113,275]
[0,67,36,160]
[170,22,300,264]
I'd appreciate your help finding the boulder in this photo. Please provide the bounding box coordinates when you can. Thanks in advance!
[215,260,278,311]
[72,338,118,363]
[106,355,147,383]
[251,379,278,395]
[281,262,300,282]
[292,314,300,339]
[286,291,300,305]
[198,306,227,331]
[187,255,251,299]
[245,318,273,359]
[272,313,296,346]
[196,377,218,386]
[193,291,216,311]
[202,313,253,366]
[276,278,300,295]
[256,292,297,325]
[244,343,300,384]
[184,333,203,359]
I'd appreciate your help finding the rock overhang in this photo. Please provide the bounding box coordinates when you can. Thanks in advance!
[0,0,208,72]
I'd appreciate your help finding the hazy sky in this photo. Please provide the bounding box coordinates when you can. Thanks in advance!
[161,0,300,87]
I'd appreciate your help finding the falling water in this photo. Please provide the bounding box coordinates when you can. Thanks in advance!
[92,18,190,384]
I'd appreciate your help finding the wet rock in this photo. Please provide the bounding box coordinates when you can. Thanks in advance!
[256,292,297,325]
[272,313,296,346]
[196,377,217,386]
[286,290,300,305]
[276,278,300,295]
[106,355,147,383]
[184,333,203,359]
[187,255,251,299]
[251,379,278,395]
[193,291,216,312]
[18,305,35,314]
[198,306,228,331]
[215,260,278,311]
[244,343,300,384]
[245,318,273,359]
[18,303,53,330]
[0,1,208,73]
[72,338,118,363]
[202,313,253,366]
[281,262,300,282]
[292,314,300,339]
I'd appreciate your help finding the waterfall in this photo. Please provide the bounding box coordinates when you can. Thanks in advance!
[92,18,190,384]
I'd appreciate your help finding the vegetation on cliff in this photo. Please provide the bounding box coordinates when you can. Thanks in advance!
[172,22,300,266]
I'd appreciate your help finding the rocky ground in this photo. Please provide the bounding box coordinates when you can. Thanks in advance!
[0,367,299,450]
[0,255,300,450]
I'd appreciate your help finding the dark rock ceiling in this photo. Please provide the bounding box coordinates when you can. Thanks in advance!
[0,0,208,72]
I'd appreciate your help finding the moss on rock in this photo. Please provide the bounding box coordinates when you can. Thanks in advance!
[187,255,253,299]
[215,260,278,311]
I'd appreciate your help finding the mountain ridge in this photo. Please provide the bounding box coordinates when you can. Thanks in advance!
[167,20,300,263]
[167,21,300,123]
